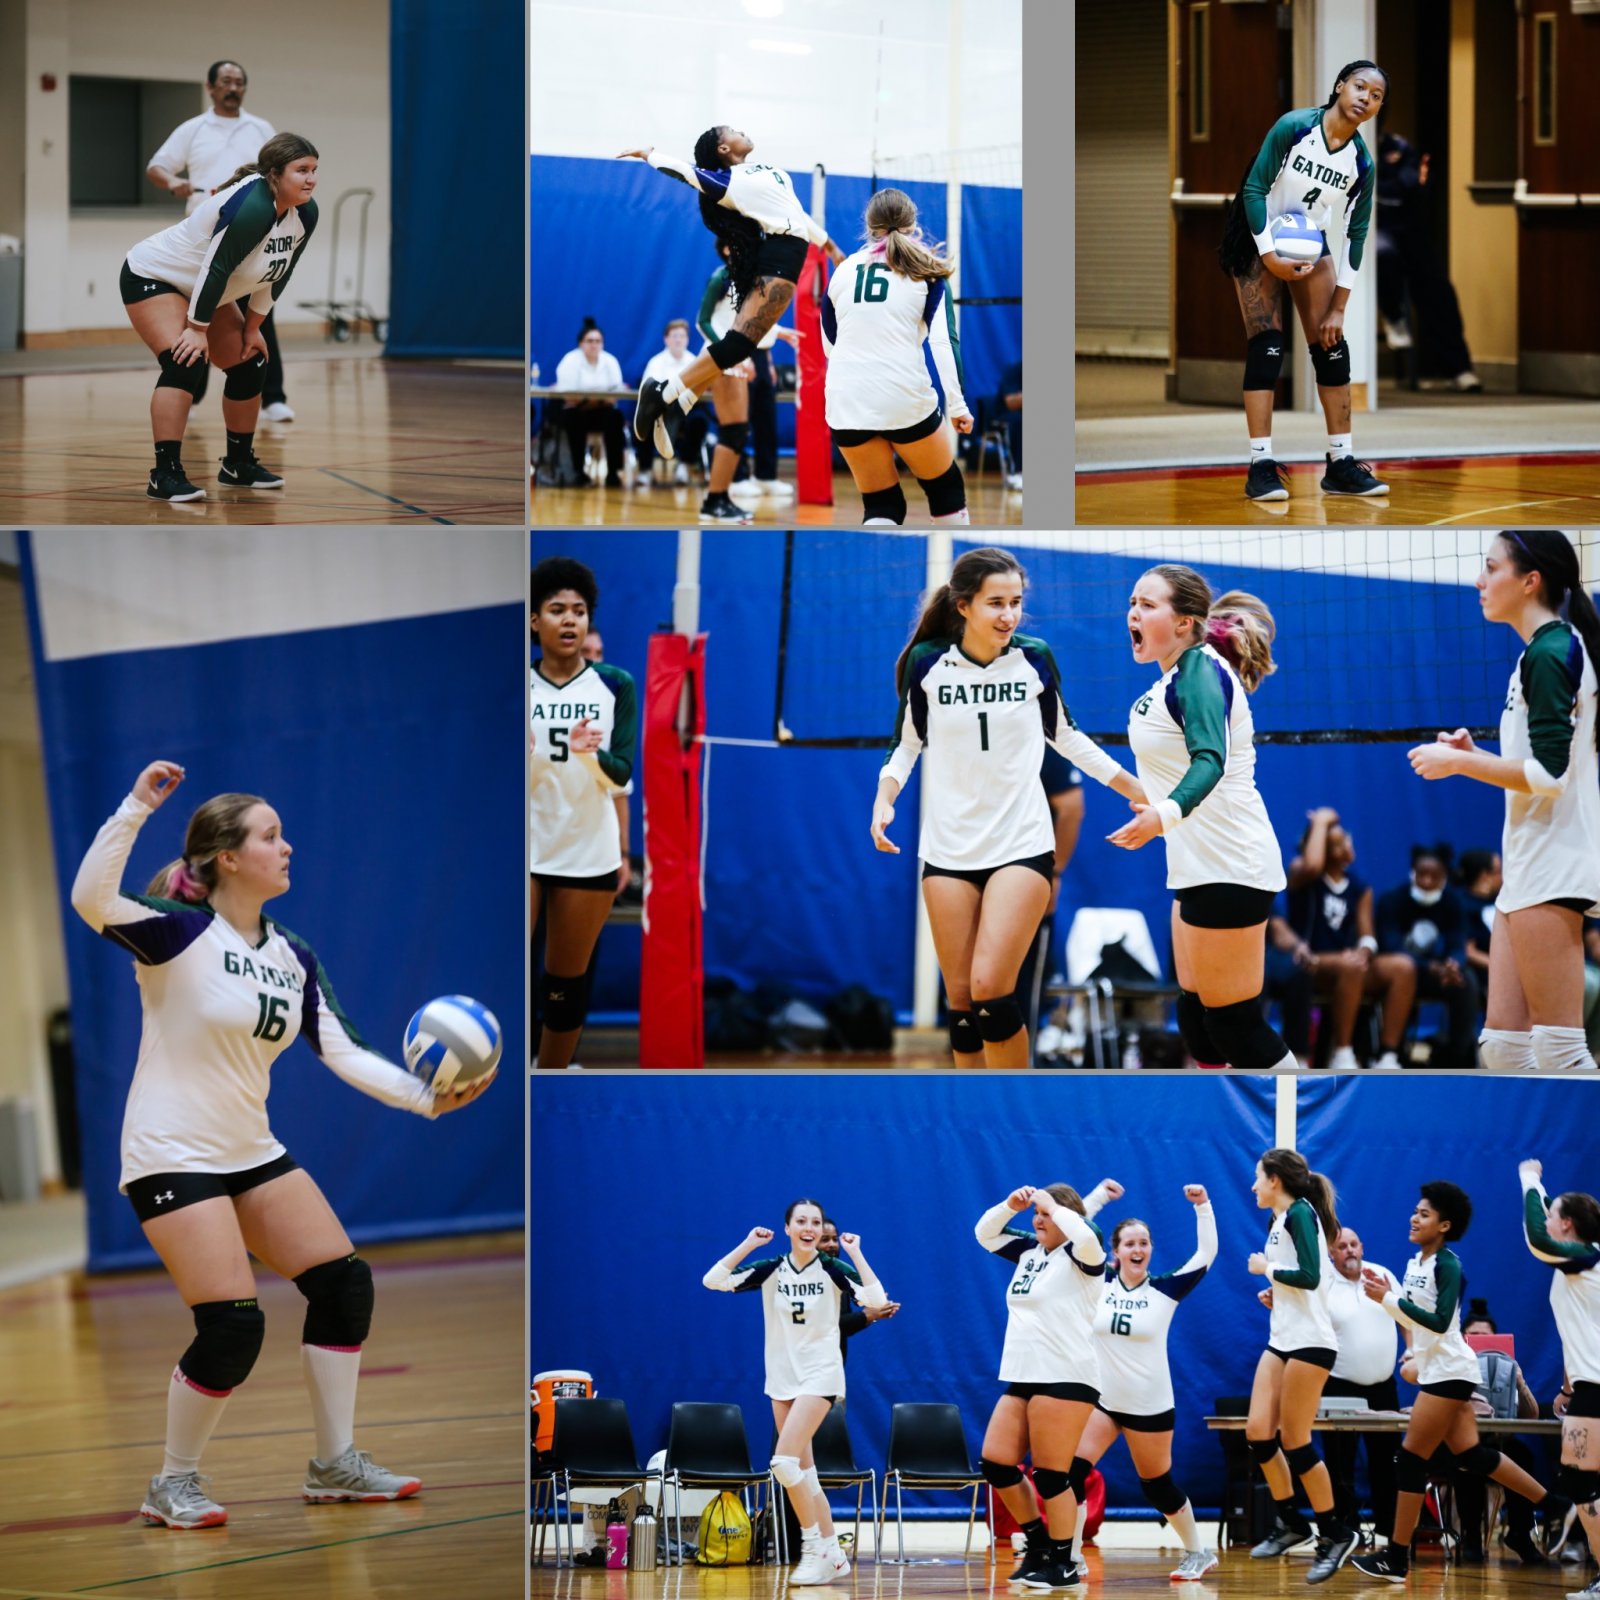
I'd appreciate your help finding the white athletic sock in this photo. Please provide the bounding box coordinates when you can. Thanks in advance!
[301,1343,362,1462]
[1532,1024,1594,1072]
[1167,1499,1202,1553]
[162,1366,231,1479]
[676,385,698,414]
[800,1520,821,1548]
[661,375,684,403]
[1249,435,1273,463]
[1327,432,1352,460]
[1478,1027,1537,1071]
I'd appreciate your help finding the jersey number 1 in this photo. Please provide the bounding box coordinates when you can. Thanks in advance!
[978,711,989,751]
[252,993,289,1042]
[852,263,890,303]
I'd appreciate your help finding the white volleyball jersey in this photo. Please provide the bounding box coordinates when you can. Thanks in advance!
[1380,1248,1482,1386]
[977,1201,1106,1386]
[125,174,316,327]
[1128,644,1286,894]
[1494,621,1600,915]
[1523,1178,1600,1384]
[147,109,277,214]
[883,635,1124,872]
[1328,1263,1403,1385]
[821,244,969,432]
[703,1249,885,1399]
[695,265,779,350]
[529,660,637,878]
[1092,1203,1216,1415]
[646,151,828,244]
[1264,1198,1337,1352]
[69,797,435,1189]
[1242,108,1376,289]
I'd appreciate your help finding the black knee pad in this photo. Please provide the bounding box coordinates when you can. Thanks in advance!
[223,354,267,400]
[156,349,207,399]
[975,994,1024,1044]
[1203,995,1288,1071]
[1243,329,1286,391]
[1557,1465,1600,1503]
[178,1297,266,1392]
[948,1008,984,1058]
[1067,1457,1094,1499]
[1284,1440,1322,1479]
[1450,1442,1500,1479]
[861,483,907,527]
[1032,1466,1070,1501]
[540,970,590,1033]
[294,1254,374,1347]
[1138,1472,1188,1517]
[1176,989,1222,1065]
[980,1457,1024,1490]
[1308,337,1351,388]
[916,461,966,518]
[1394,1446,1430,1494]
[710,330,757,370]
[715,420,748,456]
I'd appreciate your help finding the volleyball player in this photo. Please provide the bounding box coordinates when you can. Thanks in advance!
[976,1182,1107,1590]
[1072,1179,1219,1581]
[1519,1158,1600,1594]
[69,761,492,1530]
[1408,531,1600,1072]
[1217,62,1390,502]
[821,188,972,527]
[530,557,636,1071]
[1350,1180,1572,1580]
[703,1201,887,1585]
[871,547,1144,1069]
[1109,565,1296,1072]
[1243,1148,1357,1582]
[123,132,319,501]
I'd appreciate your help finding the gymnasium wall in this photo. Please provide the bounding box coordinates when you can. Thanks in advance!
[0,1,24,238]
[23,530,525,1271]
[535,1073,1589,1518]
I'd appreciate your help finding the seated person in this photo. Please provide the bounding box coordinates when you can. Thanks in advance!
[552,318,627,488]
[635,319,709,482]
[1455,847,1500,988]
[997,359,1022,489]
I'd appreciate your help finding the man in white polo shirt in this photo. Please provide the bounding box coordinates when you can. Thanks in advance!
[146,60,293,421]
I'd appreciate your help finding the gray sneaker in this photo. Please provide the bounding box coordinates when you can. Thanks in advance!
[140,1471,227,1529]
[1171,1548,1219,1581]
[302,1445,422,1502]
[1566,1582,1600,1600]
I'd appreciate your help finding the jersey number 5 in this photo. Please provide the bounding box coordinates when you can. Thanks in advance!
[252,993,290,1042]
[549,727,569,762]
[852,263,890,304]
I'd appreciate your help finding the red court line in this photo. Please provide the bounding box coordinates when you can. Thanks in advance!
[1077,450,1600,485]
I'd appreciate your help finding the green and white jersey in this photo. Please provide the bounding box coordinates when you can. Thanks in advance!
[1523,1178,1600,1384]
[1128,645,1286,893]
[977,1199,1107,1386]
[703,1249,886,1399]
[1242,108,1375,289]
[529,659,637,878]
[695,264,779,350]
[1380,1247,1481,1386]
[1495,620,1600,915]
[646,151,829,245]
[69,796,435,1190]
[125,174,316,327]
[821,244,969,432]
[1263,1198,1337,1352]
[883,635,1123,871]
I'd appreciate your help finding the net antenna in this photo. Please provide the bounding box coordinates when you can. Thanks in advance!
[870,16,886,195]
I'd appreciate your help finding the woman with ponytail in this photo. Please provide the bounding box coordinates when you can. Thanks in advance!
[822,188,972,527]
[1408,530,1600,1073]
[1243,1148,1357,1582]
[122,131,320,501]
[1111,565,1295,1071]
[69,761,491,1531]
[872,547,1142,1068]
[1217,62,1389,503]
[618,126,844,461]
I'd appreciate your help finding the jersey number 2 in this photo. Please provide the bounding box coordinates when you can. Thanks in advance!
[852,263,890,303]
[252,993,289,1042]
[788,1299,806,1324]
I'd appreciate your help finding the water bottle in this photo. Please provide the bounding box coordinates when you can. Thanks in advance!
[605,1498,629,1568]
[629,1503,659,1571]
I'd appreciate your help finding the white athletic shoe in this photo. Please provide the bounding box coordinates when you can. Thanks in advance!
[727,479,762,501]
[674,463,689,485]
[140,1471,227,1529]
[1006,473,1023,491]
[757,478,795,499]
[1329,1046,1360,1073]
[1371,1051,1404,1071]
[260,401,295,423]
[790,1545,849,1584]
[1171,1548,1218,1581]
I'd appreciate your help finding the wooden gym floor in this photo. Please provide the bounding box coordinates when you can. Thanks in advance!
[0,358,525,525]
[0,1232,523,1599]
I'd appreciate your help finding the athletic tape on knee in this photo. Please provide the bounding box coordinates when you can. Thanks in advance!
[541,970,590,1034]
[861,483,907,528]
[178,1298,266,1393]
[975,994,1024,1044]
[980,1457,1024,1489]
[1138,1472,1188,1517]
[294,1254,373,1347]
[916,462,966,518]
[1247,1436,1281,1466]
[1450,1442,1500,1478]
[1068,1457,1093,1499]
[1395,1446,1430,1493]
[1284,1440,1322,1479]
[1308,337,1351,388]
[710,330,758,371]
[1557,1465,1600,1503]
[948,1008,984,1057]
[1204,995,1292,1072]
[1032,1466,1070,1501]
[1176,989,1224,1067]
[715,421,749,456]
[1479,1027,1537,1072]
[156,349,206,398]
[223,354,267,401]
[770,1453,803,1488]
[1243,329,1286,392]
[1533,1025,1592,1073]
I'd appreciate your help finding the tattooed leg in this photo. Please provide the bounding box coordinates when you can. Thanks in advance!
[1235,259,1284,438]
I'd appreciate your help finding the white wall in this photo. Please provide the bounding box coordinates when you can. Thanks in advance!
[0,0,25,238]
[20,0,391,335]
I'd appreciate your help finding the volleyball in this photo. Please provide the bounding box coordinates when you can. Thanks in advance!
[1268,211,1324,264]
[403,995,502,1092]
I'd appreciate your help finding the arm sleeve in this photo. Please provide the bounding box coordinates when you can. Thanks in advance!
[824,1253,887,1310]
[189,182,278,325]
[1521,636,1581,791]
[1080,1182,1114,1219]
[579,666,636,791]
[840,1300,869,1339]
[1155,1202,1219,1302]
[1524,1180,1600,1267]
[1033,641,1125,787]
[1338,153,1374,290]
[704,1255,781,1292]
[881,655,928,790]
[819,278,838,355]
[1391,1250,1461,1334]
[924,279,968,420]
[1268,1202,1322,1289]
[697,269,729,343]
[148,118,193,177]
[1244,114,1303,249]
[1045,1201,1107,1271]
[976,1202,1035,1262]
[1155,654,1229,833]
[260,200,317,313]
[646,149,726,197]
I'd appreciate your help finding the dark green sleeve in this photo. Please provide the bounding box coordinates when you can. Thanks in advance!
[1399,1251,1459,1333]
[596,664,636,787]
[1242,113,1308,236]
[270,199,317,305]
[1345,148,1374,274]
[1271,1200,1322,1290]
[192,181,277,323]
[943,287,963,389]
[1525,1185,1600,1266]
[1523,629,1579,780]
[1167,652,1228,817]
[696,268,729,342]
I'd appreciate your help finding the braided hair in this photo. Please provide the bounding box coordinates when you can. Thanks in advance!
[694,126,763,309]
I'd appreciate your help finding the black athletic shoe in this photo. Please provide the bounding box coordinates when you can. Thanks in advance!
[1017,1556,1079,1591]
[1251,1515,1315,1558]
[1009,1530,1050,1586]
[217,454,285,489]
[1245,457,1290,501]
[1320,453,1389,496]
[1350,1547,1409,1583]
[1505,1530,1546,1566]
[146,464,206,502]
[1541,1492,1579,1556]
[1307,1529,1359,1584]
[633,375,665,444]
[634,376,685,459]
[698,492,753,526]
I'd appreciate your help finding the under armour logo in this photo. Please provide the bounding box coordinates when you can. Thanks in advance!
[155,1191,175,1204]
[145,282,158,291]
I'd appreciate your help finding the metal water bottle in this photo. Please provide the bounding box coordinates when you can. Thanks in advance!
[628,1502,659,1571]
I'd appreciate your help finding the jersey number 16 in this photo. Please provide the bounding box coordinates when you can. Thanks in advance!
[252,993,289,1042]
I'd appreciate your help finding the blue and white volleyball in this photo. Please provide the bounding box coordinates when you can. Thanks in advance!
[403,995,502,1093]
[1268,211,1324,264]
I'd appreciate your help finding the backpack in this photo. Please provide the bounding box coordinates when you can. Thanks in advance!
[695,1490,753,1566]
[1475,1351,1519,1419]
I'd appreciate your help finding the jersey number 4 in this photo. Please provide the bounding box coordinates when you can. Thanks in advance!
[852,263,891,304]
[252,993,290,1042]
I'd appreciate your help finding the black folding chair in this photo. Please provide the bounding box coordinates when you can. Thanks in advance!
[534,1397,659,1566]
[878,1402,986,1564]
[663,1402,773,1567]
[805,1403,879,1561]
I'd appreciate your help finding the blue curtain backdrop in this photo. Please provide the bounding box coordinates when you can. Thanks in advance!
[533,1074,1588,1518]
[388,0,523,356]
[24,546,524,1271]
